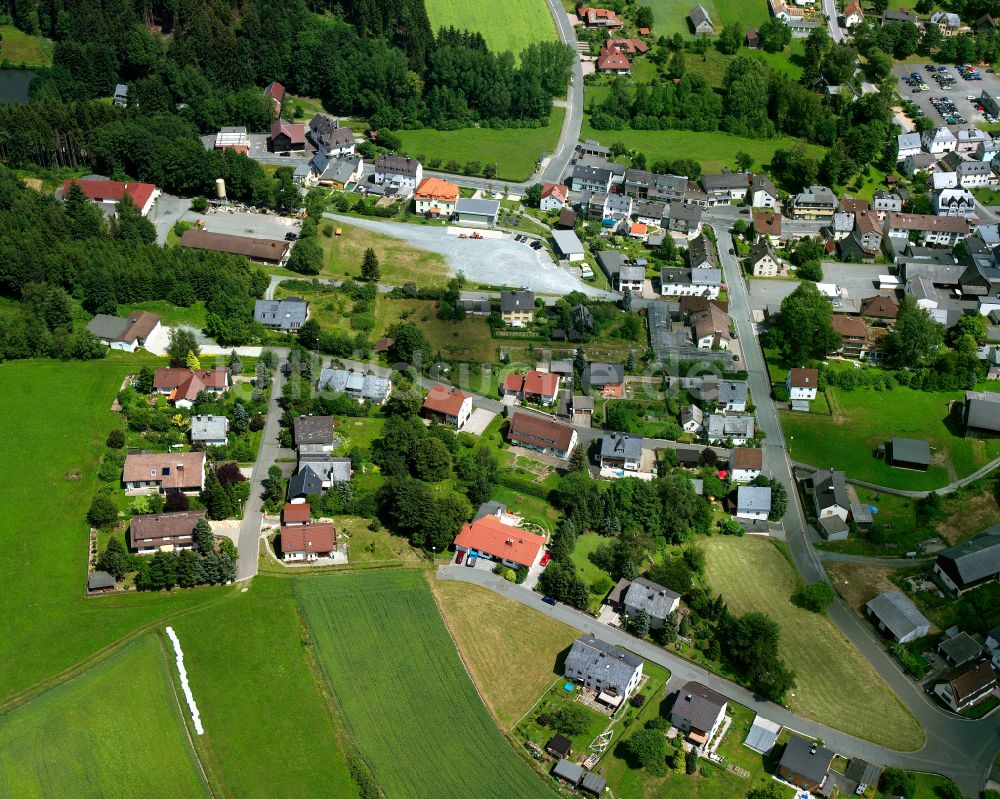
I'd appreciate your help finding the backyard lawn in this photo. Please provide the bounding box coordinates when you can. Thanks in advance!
[425,0,557,57]
[642,0,769,36]
[491,484,561,533]
[393,108,565,182]
[430,578,578,729]
[0,635,208,798]
[781,386,1000,490]
[578,123,826,174]
[316,220,449,286]
[118,299,207,329]
[170,578,359,799]
[295,571,555,798]
[0,25,54,66]
[702,537,924,750]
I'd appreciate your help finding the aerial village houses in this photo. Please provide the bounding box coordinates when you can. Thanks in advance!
[190,415,229,447]
[179,229,291,267]
[736,485,771,521]
[453,512,547,570]
[670,682,727,748]
[129,510,206,554]
[540,182,569,211]
[373,155,423,194]
[292,415,336,454]
[86,311,161,352]
[729,447,762,483]
[620,577,680,628]
[932,526,1000,594]
[422,386,473,429]
[599,432,642,474]
[263,80,285,114]
[506,412,578,459]
[153,367,229,408]
[307,114,355,157]
[62,178,160,217]
[270,119,306,151]
[286,459,352,502]
[254,298,309,331]
[865,591,931,643]
[934,660,998,712]
[500,290,535,327]
[778,735,834,792]
[414,177,460,218]
[281,522,337,561]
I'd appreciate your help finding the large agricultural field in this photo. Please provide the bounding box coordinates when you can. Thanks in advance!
[296,571,554,798]
[430,578,578,729]
[0,635,208,798]
[781,386,1000,490]
[393,108,565,182]
[578,123,826,174]
[425,0,558,57]
[702,537,924,751]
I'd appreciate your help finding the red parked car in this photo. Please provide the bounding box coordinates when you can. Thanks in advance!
[455,550,465,565]
[540,553,551,567]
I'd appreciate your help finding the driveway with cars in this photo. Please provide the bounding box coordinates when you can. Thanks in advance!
[894,61,1000,126]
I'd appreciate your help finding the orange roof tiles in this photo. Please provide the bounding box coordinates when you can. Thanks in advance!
[453,515,545,567]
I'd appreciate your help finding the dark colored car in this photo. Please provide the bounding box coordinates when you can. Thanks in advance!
[542,595,558,605]
[455,550,465,565]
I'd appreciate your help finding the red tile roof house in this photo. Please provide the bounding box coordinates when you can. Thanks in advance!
[507,411,578,459]
[596,46,631,74]
[501,372,525,399]
[280,522,337,562]
[422,386,473,429]
[540,182,569,212]
[270,118,306,151]
[153,367,230,409]
[130,510,206,554]
[62,178,160,217]
[263,80,285,115]
[123,451,206,495]
[453,514,547,569]
[578,6,622,27]
[282,502,312,526]
[523,371,561,405]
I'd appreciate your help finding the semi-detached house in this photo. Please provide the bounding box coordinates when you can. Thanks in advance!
[123,452,206,495]
[699,172,748,205]
[507,412,578,459]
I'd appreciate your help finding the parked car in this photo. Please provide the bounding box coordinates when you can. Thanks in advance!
[455,550,465,565]
[542,595,558,605]
[466,554,477,567]
[540,552,551,567]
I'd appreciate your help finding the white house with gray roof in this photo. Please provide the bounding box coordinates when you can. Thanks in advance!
[623,577,680,628]
[717,380,748,412]
[599,432,643,472]
[564,636,643,706]
[699,172,747,204]
[287,457,352,502]
[373,155,422,193]
[318,368,392,404]
[706,414,755,445]
[190,415,229,447]
[455,198,500,226]
[897,132,922,161]
[254,298,309,331]
[736,485,771,520]
[810,468,850,521]
[865,591,931,643]
[933,525,1000,594]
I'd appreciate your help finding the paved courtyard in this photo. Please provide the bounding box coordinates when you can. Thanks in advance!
[745,263,889,312]
[463,407,497,436]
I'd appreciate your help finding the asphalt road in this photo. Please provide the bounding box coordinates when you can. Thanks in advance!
[537,0,584,186]
[821,0,846,42]
[235,356,288,580]
[706,211,1000,795]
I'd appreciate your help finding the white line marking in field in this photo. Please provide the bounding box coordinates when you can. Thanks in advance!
[165,626,204,735]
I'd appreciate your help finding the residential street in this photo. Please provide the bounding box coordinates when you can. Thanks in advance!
[822,0,846,42]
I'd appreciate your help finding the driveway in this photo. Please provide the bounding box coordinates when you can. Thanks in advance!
[149,194,192,245]
[463,407,497,436]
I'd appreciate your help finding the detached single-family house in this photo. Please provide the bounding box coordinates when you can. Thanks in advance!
[718,380,748,412]
[934,661,998,712]
[778,735,834,792]
[123,452,206,495]
[578,6,622,27]
[422,387,473,429]
[254,297,309,331]
[749,241,788,277]
[933,526,1000,594]
[318,368,393,405]
[500,289,535,327]
[596,45,631,74]
[688,3,714,33]
[681,404,705,434]
[665,202,702,234]
[153,367,229,408]
[623,577,681,628]
[270,118,305,151]
[729,447,762,483]
[129,509,206,554]
[897,132,922,161]
[843,1,864,26]
[810,468,849,521]
[736,485,771,521]
[522,370,561,405]
[307,115,355,157]
[707,414,754,445]
[670,682,727,747]
[748,174,779,209]
[86,311,161,352]
[281,523,337,561]
[753,211,783,245]
[292,415,336,453]
[414,177,460,217]
[933,187,976,219]
[963,390,1000,436]
[263,80,285,114]
[540,183,569,211]
[287,458,351,501]
[865,591,931,643]
[922,126,958,155]
[930,10,962,34]
[190,415,229,447]
[455,198,500,227]
[786,367,818,408]
[454,514,546,568]
[583,362,625,395]
[600,431,642,472]
[507,412,578,459]
[831,314,869,358]
[790,186,837,219]
[564,636,643,706]
[373,155,423,194]
[691,304,730,349]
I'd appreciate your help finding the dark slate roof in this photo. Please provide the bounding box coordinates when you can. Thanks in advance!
[546,734,572,757]
[891,437,930,465]
[500,290,535,312]
[845,759,882,788]
[865,591,930,641]
[939,631,984,665]
[374,154,421,177]
[718,381,748,405]
[601,431,642,461]
[474,500,504,521]
[287,466,323,499]
[293,415,335,446]
[552,759,584,784]
[564,635,642,696]
[779,735,834,784]
[624,577,680,620]
[812,469,849,512]
[670,680,727,733]
[287,458,352,499]
[688,233,719,269]
[86,313,130,340]
[254,298,309,329]
[580,772,607,796]
[583,362,625,388]
[88,570,116,590]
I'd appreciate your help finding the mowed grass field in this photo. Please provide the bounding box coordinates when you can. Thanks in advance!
[0,634,208,798]
[781,386,1000,490]
[578,123,826,173]
[0,357,215,704]
[643,0,769,37]
[430,578,578,729]
[317,220,448,286]
[170,577,359,799]
[702,538,923,750]
[0,25,54,66]
[394,107,565,182]
[295,571,554,798]
[425,0,557,56]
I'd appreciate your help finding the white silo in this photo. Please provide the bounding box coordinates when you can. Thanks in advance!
[215,178,226,199]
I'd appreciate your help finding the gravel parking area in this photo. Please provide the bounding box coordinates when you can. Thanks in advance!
[894,61,1000,127]
[179,207,300,241]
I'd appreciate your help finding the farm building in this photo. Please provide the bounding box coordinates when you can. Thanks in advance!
[179,229,291,266]
[865,591,931,643]
[552,229,585,261]
[963,390,1000,436]
[932,525,1000,594]
[888,437,930,471]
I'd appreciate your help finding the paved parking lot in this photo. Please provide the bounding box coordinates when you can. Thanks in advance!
[894,61,1000,127]
[745,262,889,311]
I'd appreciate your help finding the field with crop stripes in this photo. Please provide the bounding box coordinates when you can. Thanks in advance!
[294,572,555,799]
